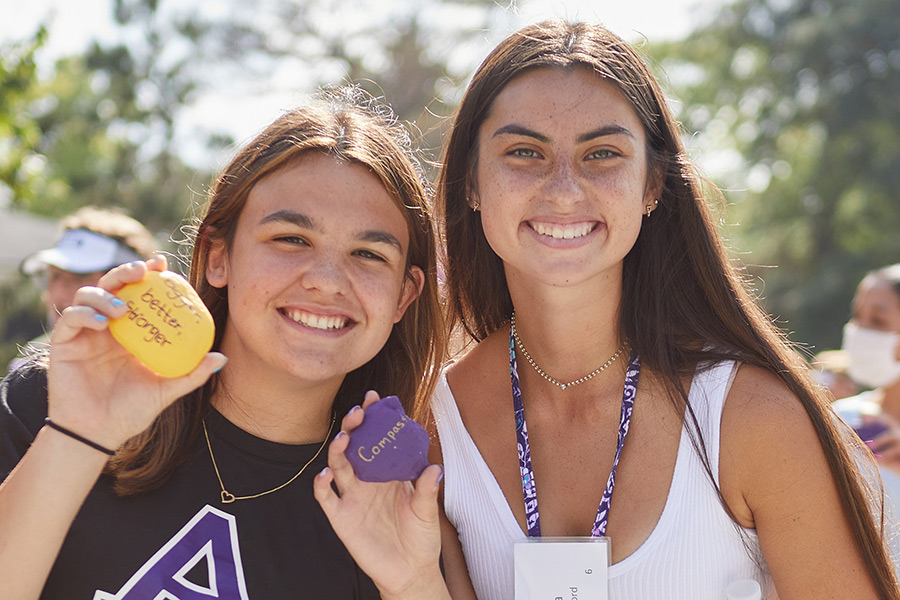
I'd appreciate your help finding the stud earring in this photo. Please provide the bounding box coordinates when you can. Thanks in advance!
[646,204,652,218]
[469,198,480,211]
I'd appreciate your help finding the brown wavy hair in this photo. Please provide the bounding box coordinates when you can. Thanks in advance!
[108,87,444,494]
[438,20,899,596]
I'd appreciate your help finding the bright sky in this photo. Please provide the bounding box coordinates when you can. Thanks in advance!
[2,0,725,168]
[3,0,719,53]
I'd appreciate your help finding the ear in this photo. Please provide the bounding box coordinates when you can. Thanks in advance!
[643,169,665,214]
[394,266,425,323]
[465,178,481,211]
[206,239,229,289]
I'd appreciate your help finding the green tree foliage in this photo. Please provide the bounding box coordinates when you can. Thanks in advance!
[137,0,507,166]
[0,8,217,368]
[0,26,58,210]
[654,0,900,352]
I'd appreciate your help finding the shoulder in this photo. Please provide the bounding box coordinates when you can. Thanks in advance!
[445,328,509,402]
[437,329,512,451]
[722,362,812,427]
[1,361,49,476]
[719,363,833,524]
[718,370,885,595]
[1,360,50,435]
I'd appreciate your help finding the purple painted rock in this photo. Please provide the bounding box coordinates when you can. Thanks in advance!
[344,396,430,482]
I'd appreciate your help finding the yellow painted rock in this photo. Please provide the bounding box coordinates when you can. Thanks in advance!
[108,271,215,378]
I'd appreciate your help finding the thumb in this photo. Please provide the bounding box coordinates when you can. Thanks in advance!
[160,352,228,402]
[410,464,443,524]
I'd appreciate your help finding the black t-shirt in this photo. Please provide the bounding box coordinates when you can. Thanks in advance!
[0,364,380,599]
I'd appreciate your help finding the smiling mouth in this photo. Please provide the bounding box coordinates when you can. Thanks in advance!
[531,222,595,240]
[282,309,350,331]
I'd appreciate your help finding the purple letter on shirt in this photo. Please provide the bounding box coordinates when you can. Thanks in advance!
[93,505,249,600]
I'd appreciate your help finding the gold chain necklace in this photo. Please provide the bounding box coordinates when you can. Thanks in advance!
[202,414,335,504]
[510,311,627,391]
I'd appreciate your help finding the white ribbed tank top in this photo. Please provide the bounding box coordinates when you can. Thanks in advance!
[432,359,774,600]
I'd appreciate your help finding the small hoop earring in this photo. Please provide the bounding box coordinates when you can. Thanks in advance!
[646,204,652,218]
[468,197,480,211]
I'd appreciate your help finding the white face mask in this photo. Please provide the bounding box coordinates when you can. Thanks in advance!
[842,322,900,389]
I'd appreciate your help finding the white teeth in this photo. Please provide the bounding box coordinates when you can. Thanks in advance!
[286,310,348,330]
[533,223,593,239]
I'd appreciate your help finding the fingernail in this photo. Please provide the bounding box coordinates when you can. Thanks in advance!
[213,363,225,373]
[436,464,444,484]
[129,261,140,267]
[349,405,361,415]
[95,314,108,323]
[335,431,348,440]
[111,297,125,308]
[318,467,329,477]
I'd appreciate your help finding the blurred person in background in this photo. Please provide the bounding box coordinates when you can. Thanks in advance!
[9,207,156,372]
[834,264,900,474]
[811,349,858,401]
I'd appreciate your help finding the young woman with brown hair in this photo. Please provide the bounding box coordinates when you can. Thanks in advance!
[0,88,447,599]
[431,20,899,599]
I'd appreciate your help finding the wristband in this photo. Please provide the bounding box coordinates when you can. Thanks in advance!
[44,418,116,456]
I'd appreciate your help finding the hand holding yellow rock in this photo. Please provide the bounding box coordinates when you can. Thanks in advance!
[108,271,215,378]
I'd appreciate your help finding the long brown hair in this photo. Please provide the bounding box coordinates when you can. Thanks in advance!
[438,20,899,596]
[109,87,444,494]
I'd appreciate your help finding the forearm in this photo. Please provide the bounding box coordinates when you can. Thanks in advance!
[0,426,108,599]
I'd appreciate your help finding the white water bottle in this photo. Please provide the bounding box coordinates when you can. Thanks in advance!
[726,579,762,600]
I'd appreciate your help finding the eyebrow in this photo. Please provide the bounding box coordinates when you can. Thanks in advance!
[260,210,403,252]
[359,230,403,252]
[261,210,315,228]
[492,123,635,143]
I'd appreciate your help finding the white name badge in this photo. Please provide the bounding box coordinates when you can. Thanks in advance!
[514,537,610,600]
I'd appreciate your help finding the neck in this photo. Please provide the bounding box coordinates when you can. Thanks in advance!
[211,363,341,445]
[506,272,624,384]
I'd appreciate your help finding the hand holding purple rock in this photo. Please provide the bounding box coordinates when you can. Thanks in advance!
[344,396,430,482]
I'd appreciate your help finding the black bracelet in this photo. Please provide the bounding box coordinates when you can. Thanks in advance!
[44,418,116,456]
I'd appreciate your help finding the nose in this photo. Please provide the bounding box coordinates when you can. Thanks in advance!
[299,252,349,296]
[543,157,585,206]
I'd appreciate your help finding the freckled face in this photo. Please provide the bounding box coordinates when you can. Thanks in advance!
[206,153,422,387]
[475,67,658,289]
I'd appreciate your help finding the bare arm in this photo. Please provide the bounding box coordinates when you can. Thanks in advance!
[438,507,478,600]
[0,257,225,600]
[0,425,109,599]
[720,364,884,599]
[427,416,478,600]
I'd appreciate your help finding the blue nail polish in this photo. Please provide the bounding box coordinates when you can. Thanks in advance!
[111,297,125,307]
[436,465,445,484]
[129,261,140,267]
[317,467,329,477]
[213,364,224,373]
[95,314,108,323]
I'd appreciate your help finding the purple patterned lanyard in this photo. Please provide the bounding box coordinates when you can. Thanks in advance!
[510,329,640,538]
